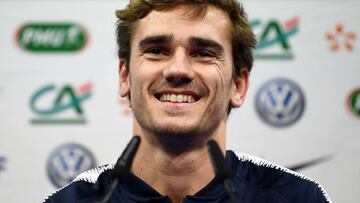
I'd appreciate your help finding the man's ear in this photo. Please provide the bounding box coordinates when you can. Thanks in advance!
[230,69,249,108]
[119,58,130,97]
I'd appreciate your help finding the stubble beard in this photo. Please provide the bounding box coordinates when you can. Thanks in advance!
[134,110,223,156]
[143,117,207,155]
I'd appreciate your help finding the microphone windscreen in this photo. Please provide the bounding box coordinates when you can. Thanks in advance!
[112,136,141,181]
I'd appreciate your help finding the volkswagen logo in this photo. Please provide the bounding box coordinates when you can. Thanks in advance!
[47,143,96,188]
[255,78,306,127]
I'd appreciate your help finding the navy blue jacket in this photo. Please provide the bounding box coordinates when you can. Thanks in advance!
[44,150,331,203]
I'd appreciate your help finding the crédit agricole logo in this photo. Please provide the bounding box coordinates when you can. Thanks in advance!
[251,17,299,60]
[29,82,92,125]
[17,22,88,52]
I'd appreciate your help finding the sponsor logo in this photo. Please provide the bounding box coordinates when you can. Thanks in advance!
[47,143,96,188]
[255,78,305,127]
[326,23,356,52]
[346,88,360,118]
[16,22,88,52]
[288,155,332,172]
[29,82,92,125]
[251,17,299,60]
[0,156,7,177]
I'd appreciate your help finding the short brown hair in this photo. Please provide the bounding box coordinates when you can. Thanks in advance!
[115,0,256,77]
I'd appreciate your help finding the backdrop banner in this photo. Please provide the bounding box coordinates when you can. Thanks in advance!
[0,1,359,202]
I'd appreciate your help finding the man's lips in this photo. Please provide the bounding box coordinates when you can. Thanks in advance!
[154,90,200,103]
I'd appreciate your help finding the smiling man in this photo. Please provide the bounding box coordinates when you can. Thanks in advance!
[44,1,331,203]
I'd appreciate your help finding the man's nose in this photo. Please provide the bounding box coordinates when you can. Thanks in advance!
[163,48,195,85]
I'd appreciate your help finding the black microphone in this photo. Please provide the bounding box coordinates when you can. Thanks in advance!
[96,136,141,203]
[207,140,242,203]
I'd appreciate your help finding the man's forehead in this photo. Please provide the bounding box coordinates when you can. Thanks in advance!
[140,4,230,24]
[132,4,232,48]
[145,4,214,21]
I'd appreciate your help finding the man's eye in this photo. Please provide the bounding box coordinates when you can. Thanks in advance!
[146,48,164,55]
[195,50,214,58]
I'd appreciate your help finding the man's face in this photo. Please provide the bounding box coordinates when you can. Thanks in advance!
[120,5,247,137]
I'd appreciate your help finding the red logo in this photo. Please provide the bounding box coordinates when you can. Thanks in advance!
[326,23,356,52]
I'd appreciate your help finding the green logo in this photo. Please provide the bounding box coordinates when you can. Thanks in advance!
[17,23,88,52]
[0,156,6,176]
[29,82,92,124]
[251,17,299,60]
[347,88,360,118]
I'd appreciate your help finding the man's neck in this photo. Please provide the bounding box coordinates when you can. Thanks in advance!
[131,127,226,203]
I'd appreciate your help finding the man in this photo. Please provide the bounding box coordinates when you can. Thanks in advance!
[45,0,332,202]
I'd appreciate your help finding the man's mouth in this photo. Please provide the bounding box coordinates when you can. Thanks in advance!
[154,91,200,103]
[159,94,196,103]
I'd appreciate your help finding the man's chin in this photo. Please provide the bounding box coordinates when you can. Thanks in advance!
[153,125,199,138]
[151,125,209,155]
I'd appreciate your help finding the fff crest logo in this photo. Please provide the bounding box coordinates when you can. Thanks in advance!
[251,17,299,60]
[346,88,360,118]
[29,82,92,125]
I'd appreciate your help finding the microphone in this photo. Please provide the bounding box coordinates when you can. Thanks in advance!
[96,136,141,203]
[207,140,242,203]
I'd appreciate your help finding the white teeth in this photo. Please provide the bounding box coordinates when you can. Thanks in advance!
[160,95,165,101]
[177,95,183,102]
[189,96,194,103]
[159,94,196,103]
[170,94,176,102]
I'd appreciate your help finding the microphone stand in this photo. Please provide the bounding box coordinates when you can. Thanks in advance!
[207,140,243,203]
[96,136,141,203]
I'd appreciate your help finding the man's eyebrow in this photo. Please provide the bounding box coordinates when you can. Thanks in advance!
[189,37,224,53]
[139,34,174,50]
